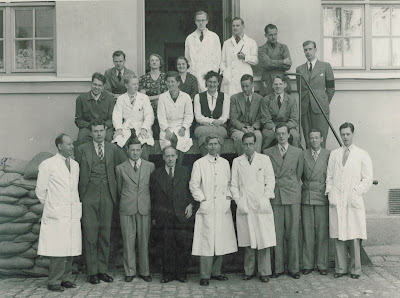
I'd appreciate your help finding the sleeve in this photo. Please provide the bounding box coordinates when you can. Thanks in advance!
[325,152,334,195]
[263,156,275,199]
[287,95,299,129]
[35,162,50,204]
[112,96,124,130]
[296,66,301,95]
[244,40,259,66]
[182,95,194,130]
[105,95,115,129]
[189,161,206,202]
[325,63,335,103]
[139,75,147,93]
[104,70,112,93]
[354,152,373,195]
[74,96,90,129]
[220,41,227,73]
[185,36,195,73]
[230,159,240,201]
[212,34,222,71]
[258,45,288,70]
[260,97,274,129]
[142,95,155,131]
[157,94,169,131]
[194,94,213,124]
[225,161,232,198]
[218,93,230,123]
[116,166,122,200]
[229,95,244,130]
[252,100,261,129]
[297,150,304,183]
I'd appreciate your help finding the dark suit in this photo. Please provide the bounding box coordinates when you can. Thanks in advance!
[116,159,155,277]
[296,60,335,148]
[75,141,120,276]
[301,148,330,271]
[264,144,303,274]
[104,67,136,96]
[261,92,300,149]
[229,92,263,155]
[150,165,194,279]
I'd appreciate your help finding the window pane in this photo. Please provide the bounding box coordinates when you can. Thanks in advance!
[0,10,3,39]
[35,9,53,38]
[36,40,55,69]
[15,40,33,69]
[372,38,390,66]
[324,38,342,67]
[372,7,390,36]
[343,38,362,67]
[0,41,3,69]
[343,7,362,36]
[15,10,33,38]
[392,8,400,36]
[323,7,341,36]
[392,38,400,66]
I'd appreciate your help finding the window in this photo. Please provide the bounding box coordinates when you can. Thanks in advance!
[0,3,55,74]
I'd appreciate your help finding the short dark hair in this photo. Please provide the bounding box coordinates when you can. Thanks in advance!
[273,74,286,83]
[204,70,220,83]
[112,50,126,59]
[123,73,138,85]
[126,138,142,149]
[166,71,182,83]
[339,122,355,133]
[275,123,289,133]
[232,17,244,25]
[194,10,208,20]
[92,72,106,84]
[309,128,323,137]
[90,119,106,131]
[162,146,177,156]
[264,24,277,34]
[303,40,317,48]
[55,133,69,148]
[205,135,221,145]
[176,56,190,70]
[241,74,253,83]
[147,53,164,70]
[242,132,256,143]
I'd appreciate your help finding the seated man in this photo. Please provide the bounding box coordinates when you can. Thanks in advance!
[75,72,114,145]
[261,75,300,152]
[104,50,136,100]
[230,74,263,155]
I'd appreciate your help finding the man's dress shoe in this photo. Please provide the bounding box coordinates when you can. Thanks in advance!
[47,285,65,292]
[61,281,76,288]
[125,276,135,282]
[288,272,301,279]
[89,275,100,284]
[200,279,209,286]
[98,273,113,283]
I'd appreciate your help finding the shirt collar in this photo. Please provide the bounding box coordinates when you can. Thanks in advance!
[90,92,101,101]
[165,164,175,173]
[343,144,354,151]
[206,154,219,162]
[116,68,124,76]
[93,141,105,149]
[278,143,289,152]
[312,148,321,155]
[196,28,208,37]
[244,93,253,101]
[207,92,218,99]
[275,93,284,100]
[56,153,67,161]
[308,59,317,68]
[267,41,278,48]
[245,152,255,161]
[129,158,141,168]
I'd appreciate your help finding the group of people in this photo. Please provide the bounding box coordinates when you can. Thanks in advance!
[34,10,374,293]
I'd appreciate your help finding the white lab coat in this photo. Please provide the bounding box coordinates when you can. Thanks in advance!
[185,29,221,92]
[326,145,373,241]
[220,34,258,98]
[36,154,82,257]
[112,92,155,147]
[190,154,238,256]
[231,153,276,250]
[157,90,193,152]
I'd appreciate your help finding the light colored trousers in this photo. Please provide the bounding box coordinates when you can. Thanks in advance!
[244,247,271,276]
[334,238,362,275]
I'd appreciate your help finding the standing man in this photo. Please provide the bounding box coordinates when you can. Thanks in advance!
[261,75,300,150]
[231,132,276,282]
[75,119,120,284]
[264,123,303,279]
[301,128,330,276]
[258,24,292,96]
[296,40,335,149]
[75,72,115,145]
[36,134,81,292]
[150,146,194,283]
[230,74,263,155]
[326,122,373,279]
[220,17,258,99]
[190,135,238,286]
[104,50,136,99]
[116,138,155,283]
[185,10,221,92]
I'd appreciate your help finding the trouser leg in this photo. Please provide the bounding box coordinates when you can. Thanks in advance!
[77,128,93,145]
[289,128,301,148]
[301,110,311,149]
[258,247,272,276]
[231,129,244,156]
[61,256,73,283]
[211,255,224,276]
[200,256,213,279]
[262,128,276,151]
[244,247,256,276]
[315,205,329,270]
[98,183,113,274]
[334,239,349,274]
[349,239,362,275]
[302,204,315,270]
[105,127,114,142]
[286,204,300,274]
[174,220,189,278]
[254,130,263,153]
[48,257,66,286]
[310,111,329,149]
[137,213,151,276]
[120,214,137,276]
[141,144,150,161]
[162,216,175,277]
[272,205,285,274]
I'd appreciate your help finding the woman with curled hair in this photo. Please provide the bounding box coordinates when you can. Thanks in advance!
[176,56,199,100]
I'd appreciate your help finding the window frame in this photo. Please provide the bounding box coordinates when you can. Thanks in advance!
[0,9,4,73]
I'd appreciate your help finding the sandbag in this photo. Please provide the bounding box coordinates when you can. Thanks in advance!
[22,266,48,277]
[32,223,40,235]
[13,212,40,223]
[0,234,18,241]
[16,197,39,206]
[0,216,14,224]
[3,158,29,175]
[0,223,33,235]
[32,242,38,250]
[0,173,22,187]
[19,248,37,258]
[0,158,6,171]
[13,232,38,243]
[0,185,28,197]
[12,178,37,191]
[0,241,31,256]
[0,257,34,269]
[28,190,38,199]
[35,256,50,269]
[24,152,54,180]
[0,171,4,178]
[0,196,19,204]
[30,204,44,215]
[0,204,28,218]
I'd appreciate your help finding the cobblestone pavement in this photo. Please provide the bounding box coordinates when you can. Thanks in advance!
[1,265,400,298]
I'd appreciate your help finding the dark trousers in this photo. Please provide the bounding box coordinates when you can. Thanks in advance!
[48,256,72,286]
[160,213,189,278]
[302,109,329,149]
[82,182,113,275]
[77,127,113,145]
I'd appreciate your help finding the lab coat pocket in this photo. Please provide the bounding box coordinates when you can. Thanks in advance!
[236,199,249,215]
[350,190,363,209]
[197,200,212,215]
[256,168,263,183]
[45,201,70,220]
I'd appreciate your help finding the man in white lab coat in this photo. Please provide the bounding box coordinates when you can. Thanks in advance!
[36,134,82,292]
[185,11,221,92]
[326,122,373,279]
[220,17,258,99]
[231,132,276,282]
[190,135,238,286]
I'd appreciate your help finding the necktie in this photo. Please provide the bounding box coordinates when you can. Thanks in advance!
[277,95,282,109]
[271,43,276,49]
[342,148,350,166]
[235,35,240,44]
[98,144,104,160]
[281,146,286,159]
[65,157,71,172]
[168,167,173,180]
[312,151,318,162]
[247,155,252,165]
[130,95,135,105]
[309,63,313,73]
[134,161,138,172]
[246,97,251,110]
[200,31,204,42]
[118,70,122,81]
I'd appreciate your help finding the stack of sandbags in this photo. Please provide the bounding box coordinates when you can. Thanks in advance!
[0,153,53,277]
